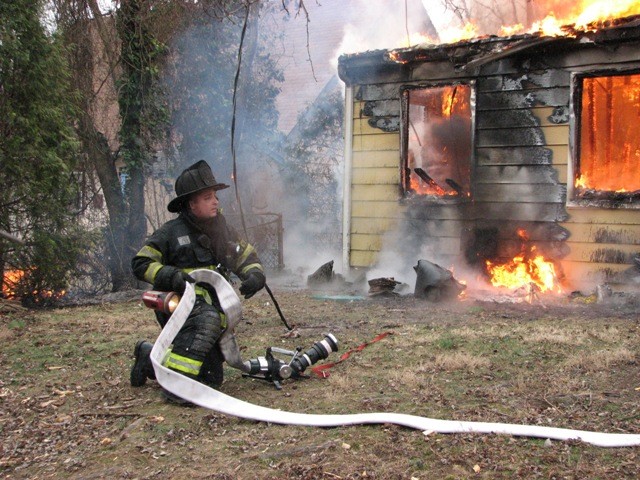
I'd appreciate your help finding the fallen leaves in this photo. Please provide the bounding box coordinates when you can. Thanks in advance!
[3,290,640,479]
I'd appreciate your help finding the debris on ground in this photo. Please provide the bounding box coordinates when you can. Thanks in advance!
[306,260,354,292]
[367,277,402,297]
[307,261,337,286]
[413,259,466,301]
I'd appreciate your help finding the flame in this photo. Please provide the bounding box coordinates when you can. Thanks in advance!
[571,0,640,28]
[576,72,640,193]
[506,0,640,37]
[439,22,481,44]
[2,269,24,298]
[575,173,589,188]
[409,176,450,195]
[407,84,472,197]
[441,85,464,118]
[426,0,640,47]
[388,51,404,63]
[370,0,640,60]
[2,268,66,301]
[498,23,526,37]
[485,232,562,294]
[516,228,529,241]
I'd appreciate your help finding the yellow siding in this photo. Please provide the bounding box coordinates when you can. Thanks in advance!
[560,206,640,287]
[353,150,399,168]
[352,167,399,185]
[352,184,399,201]
[549,145,569,164]
[564,208,640,225]
[563,223,640,244]
[350,250,378,267]
[555,164,567,184]
[532,106,566,127]
[540,125,569,146]
[351,233,384,251]
[353,101,369,119]
[563,242,640,263]
[561,261,630,285]
[348,103,402,267]
[351,200,404,218]
[353,118,391,136]
[351,217,399,234]
[550,144,569,184]
[352,132,399,152]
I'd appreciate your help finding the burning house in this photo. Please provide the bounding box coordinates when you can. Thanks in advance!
[337,11,640,292]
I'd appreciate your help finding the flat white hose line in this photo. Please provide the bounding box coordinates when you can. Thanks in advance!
[149,269,640,447]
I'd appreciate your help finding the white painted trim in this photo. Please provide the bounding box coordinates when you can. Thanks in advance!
[341,85,354,274]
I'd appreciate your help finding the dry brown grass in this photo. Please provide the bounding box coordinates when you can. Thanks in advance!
[520,325,585,345]
[563,347,637,371]
[432,351,491,371]
[2,291,640,479]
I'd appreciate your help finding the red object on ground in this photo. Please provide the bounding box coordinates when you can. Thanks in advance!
[310,332,394,378]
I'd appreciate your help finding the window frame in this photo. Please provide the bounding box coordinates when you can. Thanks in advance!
[569,68,640,210]
[400,81,476,202]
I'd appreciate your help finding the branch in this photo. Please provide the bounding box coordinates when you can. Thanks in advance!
[0,230,25,246]
[297,0,317,82]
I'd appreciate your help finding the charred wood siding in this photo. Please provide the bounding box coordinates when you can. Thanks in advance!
[353,69,574,267]
[472,71,571,268]
[343,35,640,286]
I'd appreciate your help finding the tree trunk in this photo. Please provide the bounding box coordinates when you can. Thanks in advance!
[116,0,154,290]
[80,122,133,291]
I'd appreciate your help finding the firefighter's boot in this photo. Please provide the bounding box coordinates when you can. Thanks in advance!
[130,340,155,387]
[198,343,224,390]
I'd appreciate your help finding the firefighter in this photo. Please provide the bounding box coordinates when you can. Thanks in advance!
[130,160,265,404]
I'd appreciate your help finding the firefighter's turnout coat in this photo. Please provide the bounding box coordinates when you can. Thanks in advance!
[131,211,263,380]
[132,211,262,291]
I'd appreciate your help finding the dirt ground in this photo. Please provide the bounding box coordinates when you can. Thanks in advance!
[1,283,640,479]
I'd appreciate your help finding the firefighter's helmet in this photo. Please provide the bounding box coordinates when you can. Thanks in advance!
[168,160,230,213]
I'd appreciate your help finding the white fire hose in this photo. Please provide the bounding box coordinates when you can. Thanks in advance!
[150,269,640,447]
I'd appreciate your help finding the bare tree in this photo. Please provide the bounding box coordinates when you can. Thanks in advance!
[52,0,311,291]
[440,0,529,34]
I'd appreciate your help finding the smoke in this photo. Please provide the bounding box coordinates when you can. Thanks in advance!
[334,0,449,63]
[267,0,454,282]
[160,1,494,286]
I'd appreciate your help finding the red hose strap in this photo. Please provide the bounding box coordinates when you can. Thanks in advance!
[310,331,394,378]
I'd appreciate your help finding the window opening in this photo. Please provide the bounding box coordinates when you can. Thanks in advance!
[575,72,640,199]
[403,84,472,198]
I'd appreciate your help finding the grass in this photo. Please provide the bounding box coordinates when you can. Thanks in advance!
[1,290,640,479]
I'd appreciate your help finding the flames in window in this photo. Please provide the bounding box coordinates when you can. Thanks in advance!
[576,72,640,196]
[405,84,472,197]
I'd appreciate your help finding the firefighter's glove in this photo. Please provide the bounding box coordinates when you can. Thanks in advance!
[239,271,266,299]
[171,270,195,295]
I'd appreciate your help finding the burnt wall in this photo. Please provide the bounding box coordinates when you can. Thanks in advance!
[344,30,640,286]
[354,62,572,271]
[471,66,570,266]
